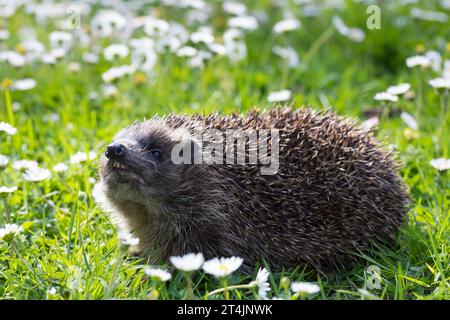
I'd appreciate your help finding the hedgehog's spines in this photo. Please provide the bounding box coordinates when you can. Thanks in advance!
[100,107,409,272]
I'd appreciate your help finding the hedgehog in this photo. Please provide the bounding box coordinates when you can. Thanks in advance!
[98,107,409,272]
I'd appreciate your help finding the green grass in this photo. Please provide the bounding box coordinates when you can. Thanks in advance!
[0,0,449,300]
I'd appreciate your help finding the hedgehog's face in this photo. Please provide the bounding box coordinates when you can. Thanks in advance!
[99,121,187,205]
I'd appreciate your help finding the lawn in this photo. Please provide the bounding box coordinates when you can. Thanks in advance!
[0,0,449,300]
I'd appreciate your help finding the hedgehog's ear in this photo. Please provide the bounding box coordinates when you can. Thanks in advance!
[171,136,202,165]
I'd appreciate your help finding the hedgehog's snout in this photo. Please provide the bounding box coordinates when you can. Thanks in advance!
[105,144,126,161]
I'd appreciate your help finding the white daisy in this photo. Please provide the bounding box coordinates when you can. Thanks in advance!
[202,256,243,278]
[168,23,189,44]
[41,53,57,64]
[82,52,99,64]
[118,230,140,246]
[374,92,398,102]
[0,1,16,18]
[182,0,206,10]
[92,182,107,204]
[228,15,259,30]
[170,253,204,272]
[332,15,348,35]
[70,151,97,164]
[0,51,26,67]
[49,31,73,49]
[223,28,243,43]
[410,8,448,23]
[208,42,227,55]
[132,48,157,72]
[250,267,271,300]
[102,84,118,98]
[88,91,99,101]
[12,78,36,91]
[186,10,208,25]
[190,28,215,44]
[387,83,411,96]
[22,39,45,61]
[42,113,60,123]
[225,40,247,62]
[332,16,365,42]
[157,35,183,53]
[188,55,204,69]
[442,0,450,10]
[53,163,68,173]
[176,46,198,57]
[0,186,17,196]
[13,160,38,171]
[101,65,135,83]
[360,117,379,132]
[268,90,292,103]
[0,122,17,135]
[425,50,442,72]
[143,17,170,37]
[272,46,299,68]
[443,59,450,79]
[273,19,301,34]
[428,77,450,90]
[103,44,129,61]
[400,112,418,130]
[406,55,431,68]
[430,158,450,171]
[346,28,365,42]
[91,10,127,37]
[291,282,320,295]
[46,287,57,296]
[0,154,9,170]
[0,223,23,243]
[187,49,210,67]
[23,167,51,182]
[0,29,9,40]
[50,48,67,59]
[130,37,155,51]
[67,62,81,72]
[145,268,172,282]
[223,2,247,16]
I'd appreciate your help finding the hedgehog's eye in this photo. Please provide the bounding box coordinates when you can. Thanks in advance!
[150,149,163,161]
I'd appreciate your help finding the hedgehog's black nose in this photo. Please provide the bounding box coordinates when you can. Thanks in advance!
[105,144,126,160]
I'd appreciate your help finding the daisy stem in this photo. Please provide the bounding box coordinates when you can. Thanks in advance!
[2,197,11,223]
[10,240,46,291]
[205,283,254,299]
[107,244,124,298]
[4,87,15,126]
[259,31,276,67]
[23,182,28,214]
[445,174,448,215]
[60,175,74,193]
[148,284,159,300]
[415,68,423,123]
[283,283,290,298]
[439,92,448,156]
[184,272,194,300]
[281,60,290,89]
[380,103,390,125]
[302,26,335,70]
[291,292,306,300]
[224,278,229,300]
[442,172,448,215]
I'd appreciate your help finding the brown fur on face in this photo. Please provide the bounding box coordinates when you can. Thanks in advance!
[98,107,409,272]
